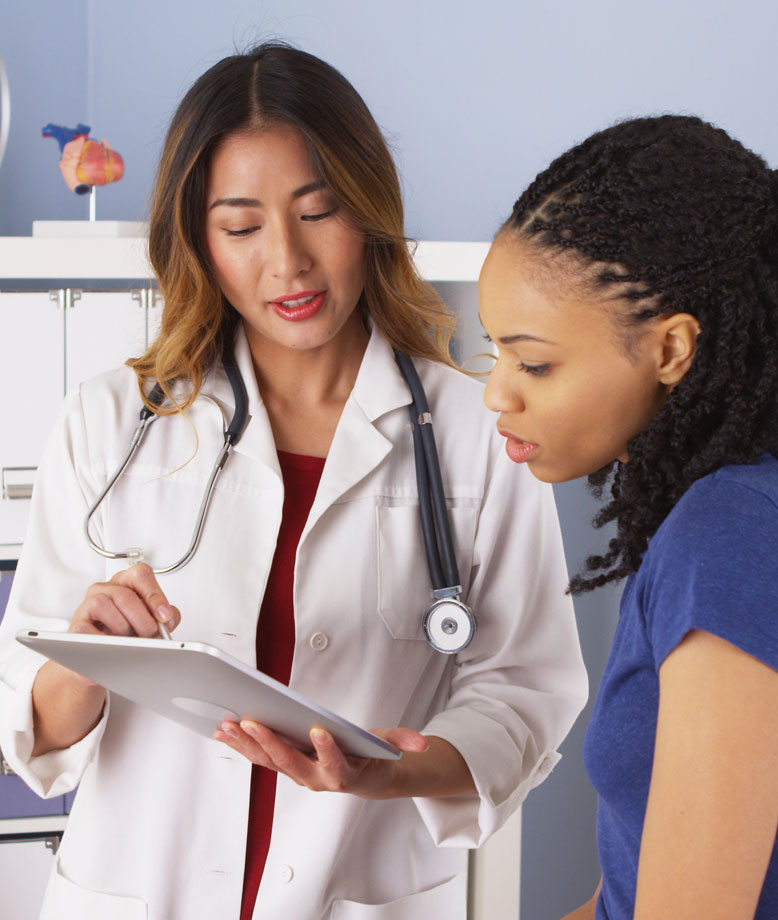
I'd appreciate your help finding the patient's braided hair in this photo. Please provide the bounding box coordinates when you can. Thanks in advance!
[504,114,778,593]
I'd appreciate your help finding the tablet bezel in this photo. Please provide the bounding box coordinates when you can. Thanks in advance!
[16,630,401,761]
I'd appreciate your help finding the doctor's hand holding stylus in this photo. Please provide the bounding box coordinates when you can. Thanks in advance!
[30,563,180,757]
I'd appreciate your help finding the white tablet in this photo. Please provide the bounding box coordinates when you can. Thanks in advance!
[16,630,401,760]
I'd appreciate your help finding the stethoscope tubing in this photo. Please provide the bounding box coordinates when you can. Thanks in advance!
[83,348,249,575]
[83,413,158,563]
[394,352,461,593]
[408,404,445,589]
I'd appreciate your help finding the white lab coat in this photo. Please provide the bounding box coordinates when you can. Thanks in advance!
[0,326,586,920]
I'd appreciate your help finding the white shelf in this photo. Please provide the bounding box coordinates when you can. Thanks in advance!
[0,545,21,573]
[0,238,489,282]
[0,815,67,837]
[0,236,153,280]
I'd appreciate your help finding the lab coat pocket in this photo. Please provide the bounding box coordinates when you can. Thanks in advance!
[376,501,477,640]
[40,858,147,920]
[331,872,466,919]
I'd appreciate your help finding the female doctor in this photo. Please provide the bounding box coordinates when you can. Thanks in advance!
[0,43,586,920]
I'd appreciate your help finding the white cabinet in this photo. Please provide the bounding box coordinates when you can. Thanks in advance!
[63,289,150,393]
[0,293,63,546]
[0,826,64,920]
[0,281,158,547]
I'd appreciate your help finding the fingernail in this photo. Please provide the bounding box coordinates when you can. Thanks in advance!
[157,605,172,622]
[241,721,259,738]
[221,723,238,738]
[311,729,328,744]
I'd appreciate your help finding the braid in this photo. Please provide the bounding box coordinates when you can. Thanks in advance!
[507,115,778,594]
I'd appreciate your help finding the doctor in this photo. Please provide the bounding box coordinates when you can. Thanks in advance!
[0,43,586,920]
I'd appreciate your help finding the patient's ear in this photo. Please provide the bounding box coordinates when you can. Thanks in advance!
[655,313,701,387]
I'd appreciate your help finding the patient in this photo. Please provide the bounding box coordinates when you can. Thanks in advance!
[479,114,778,919]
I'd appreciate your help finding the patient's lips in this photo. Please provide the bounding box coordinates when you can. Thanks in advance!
[498,429,539,464]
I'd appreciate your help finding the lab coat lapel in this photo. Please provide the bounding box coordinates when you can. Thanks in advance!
[206,325,413,512]
[205,326,281,478]
[306,328,412,528]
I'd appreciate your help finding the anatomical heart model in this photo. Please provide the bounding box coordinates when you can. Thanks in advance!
[42,122,124,195]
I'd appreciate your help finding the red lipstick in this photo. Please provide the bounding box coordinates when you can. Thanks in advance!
[271,290,326,322]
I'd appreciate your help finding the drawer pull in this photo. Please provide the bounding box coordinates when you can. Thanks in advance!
[1,467,35,500]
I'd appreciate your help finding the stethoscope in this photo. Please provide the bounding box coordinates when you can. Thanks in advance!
[84,348,476,654]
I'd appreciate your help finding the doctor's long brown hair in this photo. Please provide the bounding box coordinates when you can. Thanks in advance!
[129,42,456,412]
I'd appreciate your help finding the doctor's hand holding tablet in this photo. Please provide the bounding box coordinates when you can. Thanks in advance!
[1,42,586,920]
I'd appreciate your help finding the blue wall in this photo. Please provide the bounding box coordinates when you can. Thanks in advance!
[2,3,777,917]
[1,1,89,230]
[2,1,777,240]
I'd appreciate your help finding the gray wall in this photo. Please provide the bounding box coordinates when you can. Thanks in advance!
[2,3,777,917]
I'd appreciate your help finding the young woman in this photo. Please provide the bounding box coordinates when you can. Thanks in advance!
[0,44,586,920]
[479,114,778,920]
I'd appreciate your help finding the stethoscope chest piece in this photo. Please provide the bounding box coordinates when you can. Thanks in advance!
[423,596,477,654]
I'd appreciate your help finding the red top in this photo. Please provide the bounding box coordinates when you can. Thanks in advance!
[240,450,326,920]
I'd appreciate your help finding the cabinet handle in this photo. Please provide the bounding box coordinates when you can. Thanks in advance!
[1,467,35,500]
[48,289,82,310]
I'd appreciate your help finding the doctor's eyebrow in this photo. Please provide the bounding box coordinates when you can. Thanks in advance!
[208,180,327,211]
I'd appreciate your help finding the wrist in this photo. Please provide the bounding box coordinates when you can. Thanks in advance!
[358,735,475,801]
[356,756,407,801]
[32,661,107,756]
[46,659,104,696]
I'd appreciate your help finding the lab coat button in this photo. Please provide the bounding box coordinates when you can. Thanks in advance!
[279,864,294,883]
[310,632,329,651]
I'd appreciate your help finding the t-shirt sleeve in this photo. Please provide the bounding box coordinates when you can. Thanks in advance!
[640,475,778,672]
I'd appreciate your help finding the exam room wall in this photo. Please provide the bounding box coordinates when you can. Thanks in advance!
[2,2,778,917]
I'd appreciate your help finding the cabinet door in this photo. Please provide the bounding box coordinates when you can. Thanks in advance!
[0,293,64,545]
[0,836,57,920]
[64,290,148,394]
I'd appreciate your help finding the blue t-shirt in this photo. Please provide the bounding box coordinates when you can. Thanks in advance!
[584,455,778,919]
